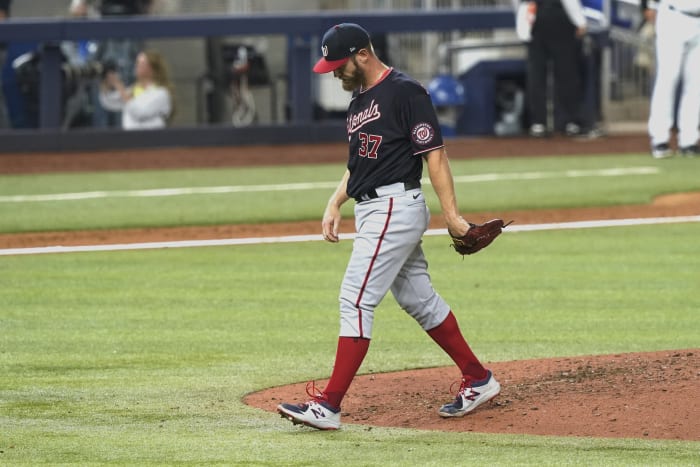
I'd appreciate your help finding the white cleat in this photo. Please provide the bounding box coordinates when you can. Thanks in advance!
[438,370,501,418]
[277,399,341,430]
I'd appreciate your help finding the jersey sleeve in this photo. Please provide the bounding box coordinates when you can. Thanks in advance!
[402,89,444,156]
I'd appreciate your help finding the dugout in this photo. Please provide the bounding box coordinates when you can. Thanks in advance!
[446,26,606,136]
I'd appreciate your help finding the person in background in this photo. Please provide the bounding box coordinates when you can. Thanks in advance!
[643,0,700,158]
[100,49,174,129]
[524,0,587,138]
[69,0,151,127]
[0,0,12,129]
[641,0,657,23]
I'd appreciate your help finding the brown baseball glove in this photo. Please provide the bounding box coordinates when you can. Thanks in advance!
[450,219,513,256]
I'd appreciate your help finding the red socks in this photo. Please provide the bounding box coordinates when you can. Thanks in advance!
[427,311,488,380]
[322,336,370,409]
[321,312,482,408]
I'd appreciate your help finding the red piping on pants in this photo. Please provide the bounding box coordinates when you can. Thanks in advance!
[354,197,393,338]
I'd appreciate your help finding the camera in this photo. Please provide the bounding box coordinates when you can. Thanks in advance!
[12,49,118,128]
[14,50,116,95]
[62,59,117,87]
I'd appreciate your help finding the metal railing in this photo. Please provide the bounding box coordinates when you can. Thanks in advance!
[0,8,516,129]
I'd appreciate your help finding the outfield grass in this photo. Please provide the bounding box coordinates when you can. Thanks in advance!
[1,153,699,464]
[1,224,699,465]
[1,154,699,233]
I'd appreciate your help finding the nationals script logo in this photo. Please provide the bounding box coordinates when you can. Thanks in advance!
[347,99,381,134]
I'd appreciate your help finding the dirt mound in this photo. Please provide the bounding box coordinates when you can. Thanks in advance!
[245,350,699,440]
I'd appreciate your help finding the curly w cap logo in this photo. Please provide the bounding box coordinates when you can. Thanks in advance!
[411,122,435,145]
[322,45,329,57]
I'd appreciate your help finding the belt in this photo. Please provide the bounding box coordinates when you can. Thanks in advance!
[355,180,421,203]
[669,5,700,17]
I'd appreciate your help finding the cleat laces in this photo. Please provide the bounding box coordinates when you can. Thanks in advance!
[449,376,479,404]
[305,381,325,401]
[287,381,328,411]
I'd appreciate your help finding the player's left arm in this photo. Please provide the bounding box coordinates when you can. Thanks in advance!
[424,148,470,237]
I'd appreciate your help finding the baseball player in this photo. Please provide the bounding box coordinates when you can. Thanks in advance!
[643,0,700,157]
[277,23,501,430]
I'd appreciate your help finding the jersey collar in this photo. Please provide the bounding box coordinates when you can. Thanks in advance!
[360,67,393,94]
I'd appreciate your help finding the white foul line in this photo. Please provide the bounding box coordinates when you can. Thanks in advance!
[451,166,658,183]
[0,182,341,203]
[0,167,659,203]
[1,215,698,256]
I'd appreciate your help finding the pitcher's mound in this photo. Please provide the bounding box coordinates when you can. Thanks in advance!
[245,349,698,440]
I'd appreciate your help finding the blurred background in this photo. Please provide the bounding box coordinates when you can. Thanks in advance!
[0,0,650,149]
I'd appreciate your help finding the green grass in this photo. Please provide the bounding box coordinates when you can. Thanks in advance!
[1,154,699,233]
[1,224,699,465]
[1,152,699,464]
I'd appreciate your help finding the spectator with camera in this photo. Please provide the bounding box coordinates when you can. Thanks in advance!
[69,0,152,127]
[99,49,174,129]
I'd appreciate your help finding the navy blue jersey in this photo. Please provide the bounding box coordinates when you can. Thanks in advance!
[345,68,444,199]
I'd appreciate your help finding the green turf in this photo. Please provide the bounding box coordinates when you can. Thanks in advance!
[1,154,699,233]
[1,224,699,465]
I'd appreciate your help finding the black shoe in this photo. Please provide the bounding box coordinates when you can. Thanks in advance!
[651,143,672,159]
[679,145,700,157]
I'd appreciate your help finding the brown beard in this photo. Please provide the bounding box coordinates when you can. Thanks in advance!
[341,56,364,91]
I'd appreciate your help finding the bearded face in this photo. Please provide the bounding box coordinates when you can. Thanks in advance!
[335,56,364,92]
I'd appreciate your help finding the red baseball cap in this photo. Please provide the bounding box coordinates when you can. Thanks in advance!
[313,23,371,74]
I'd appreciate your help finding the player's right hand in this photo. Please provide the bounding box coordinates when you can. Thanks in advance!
[322,206,341,243]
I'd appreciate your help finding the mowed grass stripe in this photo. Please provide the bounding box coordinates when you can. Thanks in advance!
[0,166,659,203]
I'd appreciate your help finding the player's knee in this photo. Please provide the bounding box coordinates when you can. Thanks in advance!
[399,296,451,331]
[339,287,379,314]
[339,298,375,338]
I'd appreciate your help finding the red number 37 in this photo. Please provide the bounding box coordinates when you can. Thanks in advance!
[358,132,382,159]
